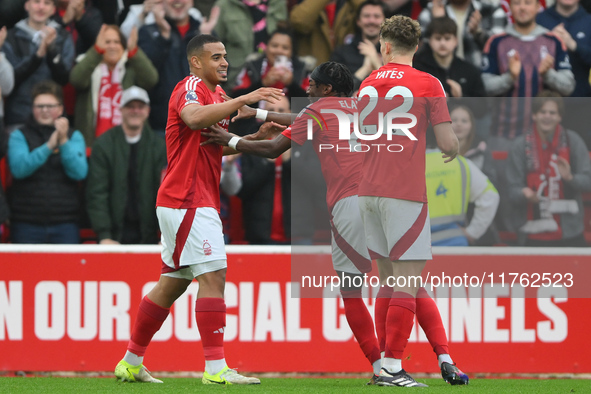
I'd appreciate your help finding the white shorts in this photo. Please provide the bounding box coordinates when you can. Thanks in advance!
[358,197,432,261]
[330,196,373,274]
[157,206,227,279]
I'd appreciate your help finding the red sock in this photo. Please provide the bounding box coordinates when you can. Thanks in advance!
[385,292,416,359]
[416,288,449,356]
[127,296,170,356]
[341,289,381,365]
[195,297,226,360]
[375,286,393,352]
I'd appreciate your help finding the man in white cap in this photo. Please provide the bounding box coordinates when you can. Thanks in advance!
[86,85,167,244]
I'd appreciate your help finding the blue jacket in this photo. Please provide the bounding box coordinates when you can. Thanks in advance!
[3,19,75,125]
[537,6,591,97]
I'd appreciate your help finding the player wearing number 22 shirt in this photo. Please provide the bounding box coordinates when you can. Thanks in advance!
[354,15,463,388]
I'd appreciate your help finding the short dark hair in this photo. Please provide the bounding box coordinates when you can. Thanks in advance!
[532,90,565,117]
[425,17,457,38]
[356,0,386,21]
[380,15,421,53]
[312,62,354,97]
[186,34,222,59]
[32,80,63,104]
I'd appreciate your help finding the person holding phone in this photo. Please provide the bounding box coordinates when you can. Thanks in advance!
[232,26,312,100]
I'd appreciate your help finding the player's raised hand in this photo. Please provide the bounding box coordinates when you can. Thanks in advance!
[252,121,287,140]
[242,87,284,106]
[201,123,232,146]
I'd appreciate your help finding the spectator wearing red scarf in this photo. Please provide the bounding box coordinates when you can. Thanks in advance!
[507,91,591,246]
[70,24,158,146]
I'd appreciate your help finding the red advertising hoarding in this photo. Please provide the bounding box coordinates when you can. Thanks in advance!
[0,245,589,374]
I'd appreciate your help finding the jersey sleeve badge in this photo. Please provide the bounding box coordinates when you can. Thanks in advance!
[185,90,200,105]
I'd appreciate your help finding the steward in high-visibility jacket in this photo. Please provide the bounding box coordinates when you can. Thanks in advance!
[426,150,499,246]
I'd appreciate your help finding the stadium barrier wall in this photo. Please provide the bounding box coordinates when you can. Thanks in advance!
[0,245,589,374]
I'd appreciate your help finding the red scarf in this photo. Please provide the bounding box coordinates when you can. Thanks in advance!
[524,124,570,240]
[95,67,123,137]
[270,156,286,243]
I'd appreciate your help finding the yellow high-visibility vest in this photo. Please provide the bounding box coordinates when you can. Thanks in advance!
[425,152,471,242]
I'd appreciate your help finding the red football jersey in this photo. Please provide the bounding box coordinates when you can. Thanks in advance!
[282,97,362,212]
[157,75,229,210]
[356,63,450,202]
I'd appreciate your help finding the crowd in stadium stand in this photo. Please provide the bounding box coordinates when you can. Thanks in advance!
[1,0,591,246]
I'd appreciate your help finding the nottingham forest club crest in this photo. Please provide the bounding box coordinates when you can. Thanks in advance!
[203,240,212,256]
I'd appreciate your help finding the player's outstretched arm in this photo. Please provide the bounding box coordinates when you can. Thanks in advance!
[222,93,295,126]
[202,123,291,159]
[433,122,459,163]
[181,87,284,130]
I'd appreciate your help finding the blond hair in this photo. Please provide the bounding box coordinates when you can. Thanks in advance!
[380,15,421,54]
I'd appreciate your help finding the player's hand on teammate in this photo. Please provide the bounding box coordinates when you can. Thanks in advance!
[200,123,232,146]
[241,87,284,106]
[252,121,286,140]
[220,94,257,122]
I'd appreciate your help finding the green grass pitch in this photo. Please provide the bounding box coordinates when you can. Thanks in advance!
[1,377,589,393]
